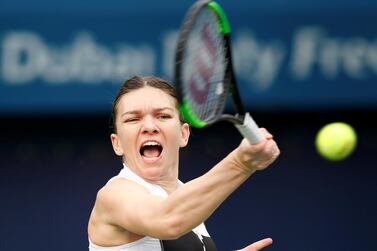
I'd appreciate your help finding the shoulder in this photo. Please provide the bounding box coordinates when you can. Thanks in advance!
[88,178,152,244]
[96,178,150,207]
[91,177,152,229]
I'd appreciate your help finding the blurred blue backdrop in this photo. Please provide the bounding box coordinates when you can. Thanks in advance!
[1,0,377,113]
[0,1,376,251]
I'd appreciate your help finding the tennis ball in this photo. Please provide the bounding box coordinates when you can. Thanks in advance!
[315,122,357,161]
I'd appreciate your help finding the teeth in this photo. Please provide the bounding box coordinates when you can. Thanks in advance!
[143,141,161,147]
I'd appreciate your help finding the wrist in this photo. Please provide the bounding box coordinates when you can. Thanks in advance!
[227,149,257,176]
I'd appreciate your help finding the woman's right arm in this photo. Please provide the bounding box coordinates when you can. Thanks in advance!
[95,128,279,240]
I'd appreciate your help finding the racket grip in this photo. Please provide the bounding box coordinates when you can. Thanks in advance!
[235,112,264,144]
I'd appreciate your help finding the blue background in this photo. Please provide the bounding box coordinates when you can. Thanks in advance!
[1,0,377,113]
[0,1,376,250]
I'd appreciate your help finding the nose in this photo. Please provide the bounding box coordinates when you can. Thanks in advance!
[141,115,159,134]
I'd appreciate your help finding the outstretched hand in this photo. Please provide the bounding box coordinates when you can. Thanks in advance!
[237,238,273,251]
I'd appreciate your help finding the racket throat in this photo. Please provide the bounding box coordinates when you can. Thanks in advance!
[219,114,244,124]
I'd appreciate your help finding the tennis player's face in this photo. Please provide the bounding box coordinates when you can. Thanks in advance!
[111,86,190,180]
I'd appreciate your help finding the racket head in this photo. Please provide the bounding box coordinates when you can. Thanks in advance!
[175,0,232,128]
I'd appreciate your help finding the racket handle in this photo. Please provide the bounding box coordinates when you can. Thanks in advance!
[235,112,264,144]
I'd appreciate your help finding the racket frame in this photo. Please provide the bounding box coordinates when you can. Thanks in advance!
[175,0,264,143]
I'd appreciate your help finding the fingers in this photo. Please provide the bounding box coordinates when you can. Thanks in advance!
[266,137,280,157]
[260,128,273,140]
[248,238,273,250]
[234,127,279,173]
[260,128,280,160]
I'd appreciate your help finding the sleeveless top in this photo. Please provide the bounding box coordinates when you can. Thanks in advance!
[89,164,217,251]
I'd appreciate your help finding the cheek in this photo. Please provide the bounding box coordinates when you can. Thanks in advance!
[118,127,137,148]
[170,126,186,147]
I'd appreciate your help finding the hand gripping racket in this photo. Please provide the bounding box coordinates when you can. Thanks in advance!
[175,0,264,144]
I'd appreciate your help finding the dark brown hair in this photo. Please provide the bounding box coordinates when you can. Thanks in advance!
[110,76,184,133]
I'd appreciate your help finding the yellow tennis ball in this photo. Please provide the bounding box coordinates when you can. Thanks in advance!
[315,122,357,161]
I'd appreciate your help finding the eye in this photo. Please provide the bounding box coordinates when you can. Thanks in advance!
[124,117,140,123]
[158,113,172,120]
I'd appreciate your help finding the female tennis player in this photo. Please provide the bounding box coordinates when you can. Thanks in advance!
[87,76,280,251]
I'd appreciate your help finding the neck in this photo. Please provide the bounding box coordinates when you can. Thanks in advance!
[155,179,180,194]
[124,161,180,194]
[145,165,179,194]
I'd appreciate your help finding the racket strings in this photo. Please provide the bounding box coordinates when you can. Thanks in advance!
[182,7,228,123]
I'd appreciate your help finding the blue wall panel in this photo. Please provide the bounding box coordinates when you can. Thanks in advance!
[1,1,377,113]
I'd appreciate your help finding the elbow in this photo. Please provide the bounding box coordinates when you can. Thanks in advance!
[158,215,188,240]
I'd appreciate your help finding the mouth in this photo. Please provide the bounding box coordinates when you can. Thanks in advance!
[139,141,163,161]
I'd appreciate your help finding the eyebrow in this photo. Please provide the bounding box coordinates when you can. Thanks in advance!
[120,107,175,117]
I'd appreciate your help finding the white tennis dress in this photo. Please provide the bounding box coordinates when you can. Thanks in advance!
[89,164,214,251]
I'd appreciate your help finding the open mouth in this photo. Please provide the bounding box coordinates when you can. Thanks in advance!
[139,141,163,159]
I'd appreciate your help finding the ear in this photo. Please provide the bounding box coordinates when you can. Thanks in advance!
[179,123,190,148]
[111,133,124,156]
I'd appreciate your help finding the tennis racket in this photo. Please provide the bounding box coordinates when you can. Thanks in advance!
[175,0,264,144]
